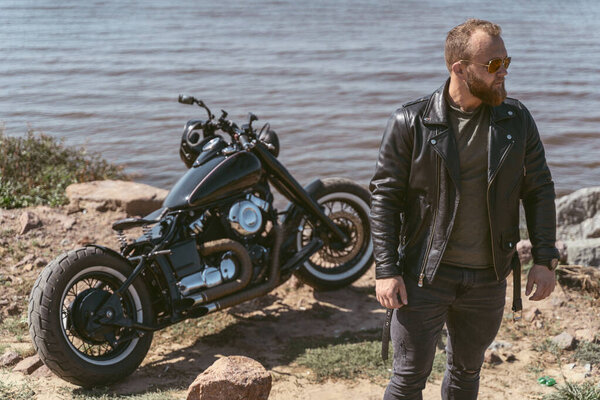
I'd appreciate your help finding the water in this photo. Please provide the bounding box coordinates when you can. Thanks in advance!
[1,0,599,195]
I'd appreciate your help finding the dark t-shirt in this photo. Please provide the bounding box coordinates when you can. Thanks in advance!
[440,100,494,269]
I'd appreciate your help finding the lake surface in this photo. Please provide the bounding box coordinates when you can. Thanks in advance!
[1,0,599,195]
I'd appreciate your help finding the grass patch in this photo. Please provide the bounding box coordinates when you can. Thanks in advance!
[294,338,391,381]
[154,311,238,346]
[65,387,179,400]
[0,315,29,339]
[286,329,448,383]
[0,381,35,400]
[542,381,600,400]
[0,128,127,209]
[574,341,600,365]
[289,330,447,383]
[430,351,447,382]
[532,339,562,356]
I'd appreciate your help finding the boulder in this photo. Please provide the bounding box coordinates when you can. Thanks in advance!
[31,364,54,378]
[483,350,502,365]
[564,238,600,267]
[556,187,600,266]
[0,350,22,367]
[66,180,168,216]
[19,211,42,234]
[556,187,600,238]
[186,356,271,400]
[13,355,43,375]
[551,331,576,351]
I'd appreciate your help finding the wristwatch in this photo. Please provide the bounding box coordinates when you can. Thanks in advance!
[539,258,559,271]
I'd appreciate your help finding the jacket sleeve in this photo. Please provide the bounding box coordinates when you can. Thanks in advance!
[519,102,560,264]
[369,109,413,279]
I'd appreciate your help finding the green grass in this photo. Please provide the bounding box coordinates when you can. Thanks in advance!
[0,128,127,209]
[65,387,180,400]
[532,339,560,353]
[0,314,29,339]
[429,351,447,382]
[285,329,447,383]
[295,338,392,381]
[0,381,35,400]
[573,341,600,365]
[542,381,600,400]
[154,311,238,346]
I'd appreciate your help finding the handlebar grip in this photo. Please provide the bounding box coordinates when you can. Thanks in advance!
[238,134,251,150]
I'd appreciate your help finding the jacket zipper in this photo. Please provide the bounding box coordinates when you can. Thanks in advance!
[418,156,440,287]
[487,139,515,280]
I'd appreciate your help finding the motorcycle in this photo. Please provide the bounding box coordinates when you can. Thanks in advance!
[28,96,373,386]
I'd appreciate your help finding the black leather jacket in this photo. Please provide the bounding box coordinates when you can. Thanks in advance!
[370,80,559,284]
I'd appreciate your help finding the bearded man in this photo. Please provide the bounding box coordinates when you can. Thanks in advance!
[370,19,559,400]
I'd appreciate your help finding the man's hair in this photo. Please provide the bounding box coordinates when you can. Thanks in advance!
[445,19,502,72]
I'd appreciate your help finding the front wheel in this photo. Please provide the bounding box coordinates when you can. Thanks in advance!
[28,246,154,387]
[294,178,373,290]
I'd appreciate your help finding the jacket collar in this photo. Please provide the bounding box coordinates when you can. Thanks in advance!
[422,80,450,126]
[423,78,515,126]
[424,79,518,188]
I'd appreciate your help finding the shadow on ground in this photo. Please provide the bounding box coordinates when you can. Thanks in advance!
[76,282,382,396]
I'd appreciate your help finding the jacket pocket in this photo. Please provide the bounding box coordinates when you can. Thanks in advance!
[403,196,431,248]
[500,227,520,253]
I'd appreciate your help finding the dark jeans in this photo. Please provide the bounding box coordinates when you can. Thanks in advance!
[383,264,506,400]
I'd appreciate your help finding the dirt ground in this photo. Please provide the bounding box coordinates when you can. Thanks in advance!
[1,205,599,399]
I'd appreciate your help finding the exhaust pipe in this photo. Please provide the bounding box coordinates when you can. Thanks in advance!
[187,239,253,304]
[188,225,284,311]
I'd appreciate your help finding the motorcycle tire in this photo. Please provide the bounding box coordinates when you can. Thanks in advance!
[294,178,373,290]
[28,246,154,387]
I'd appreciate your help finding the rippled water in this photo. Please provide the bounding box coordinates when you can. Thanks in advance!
[1,0,599,195]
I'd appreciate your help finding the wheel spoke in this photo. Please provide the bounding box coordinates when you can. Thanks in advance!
[59,270,141,361]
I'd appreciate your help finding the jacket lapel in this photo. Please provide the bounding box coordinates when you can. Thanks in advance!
[423,80,461,191]
[488,103,516,183]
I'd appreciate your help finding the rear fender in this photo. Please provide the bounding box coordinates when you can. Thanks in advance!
[86,244,174,311]
[281,178,324,228]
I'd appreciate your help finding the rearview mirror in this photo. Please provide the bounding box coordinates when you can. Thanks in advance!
[178,95,195,105]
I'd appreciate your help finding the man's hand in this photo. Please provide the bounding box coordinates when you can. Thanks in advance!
[525,264,556,301]
[376,276,408,309]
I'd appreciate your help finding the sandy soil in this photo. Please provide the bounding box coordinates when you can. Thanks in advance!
[1,205,599,399]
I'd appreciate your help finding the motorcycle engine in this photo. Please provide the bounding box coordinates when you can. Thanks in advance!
[227,194,269,237]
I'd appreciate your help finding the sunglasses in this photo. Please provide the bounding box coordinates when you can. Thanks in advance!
[460,56,511,73]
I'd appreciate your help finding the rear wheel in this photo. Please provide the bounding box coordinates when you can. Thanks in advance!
[294,178,373,290]
[28,246,154,387]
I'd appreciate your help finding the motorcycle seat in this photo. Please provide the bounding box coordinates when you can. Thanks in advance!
[112,217,160,231]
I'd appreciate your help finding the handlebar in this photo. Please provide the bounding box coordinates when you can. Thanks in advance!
[179,95,264,150]
[238,134,251,150]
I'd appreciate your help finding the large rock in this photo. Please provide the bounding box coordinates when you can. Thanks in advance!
[557,187,600,237]
[186,356,271,400]
[66,180,168,216]
[0,350,22,367]
[19,211,42,234]
[564,238,600,267]
[13,355,43,375]
[556,187,600,267]
[551,331,576,351]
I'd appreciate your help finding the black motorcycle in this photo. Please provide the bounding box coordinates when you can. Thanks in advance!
[28,96,373,386]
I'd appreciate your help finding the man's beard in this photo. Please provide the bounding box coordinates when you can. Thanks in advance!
[466,70,507,106]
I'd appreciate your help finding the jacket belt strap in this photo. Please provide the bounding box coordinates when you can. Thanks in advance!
[512,256,523,320]
[382,308,393,361]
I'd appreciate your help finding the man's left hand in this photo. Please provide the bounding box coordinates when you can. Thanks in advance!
[525,264,556,301]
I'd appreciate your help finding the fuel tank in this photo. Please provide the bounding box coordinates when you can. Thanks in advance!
[163,151,263,210]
